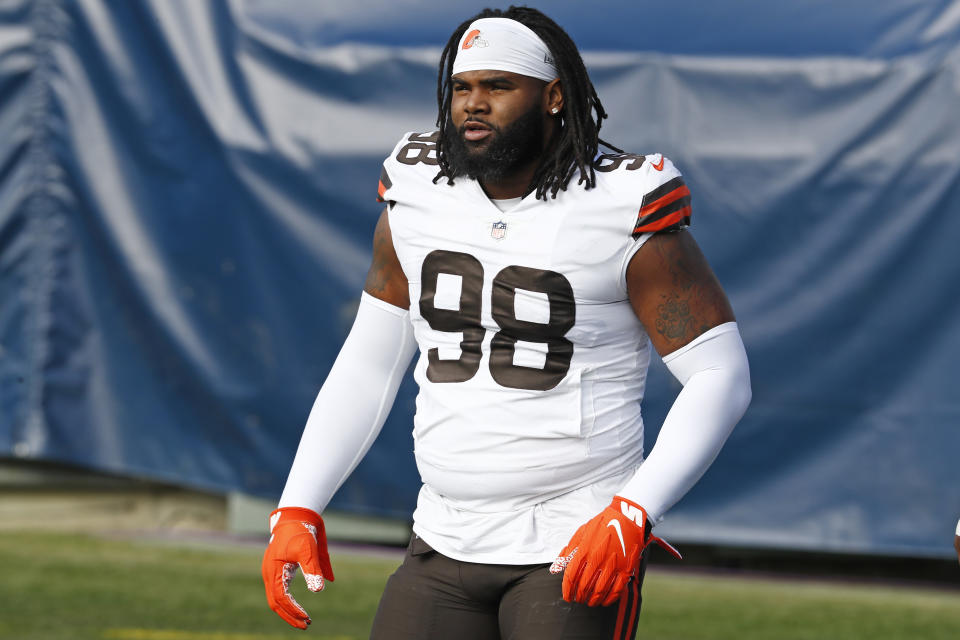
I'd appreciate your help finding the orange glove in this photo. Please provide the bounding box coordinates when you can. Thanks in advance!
[549,496,680,607]
[262,507,334,629]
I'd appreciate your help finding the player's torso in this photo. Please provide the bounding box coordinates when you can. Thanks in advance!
[381,133,656,509]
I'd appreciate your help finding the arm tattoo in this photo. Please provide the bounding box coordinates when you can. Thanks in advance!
[651,232,725,346]
[363,209,409,308]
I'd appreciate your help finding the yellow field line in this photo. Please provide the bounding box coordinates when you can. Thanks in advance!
[103,629,355,640]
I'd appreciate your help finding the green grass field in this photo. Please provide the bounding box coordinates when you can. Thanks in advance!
[0,532,957,640]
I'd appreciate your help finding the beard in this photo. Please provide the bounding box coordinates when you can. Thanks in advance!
[442,104,546,183]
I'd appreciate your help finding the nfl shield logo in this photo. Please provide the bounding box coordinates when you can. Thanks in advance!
[491,221,507,240]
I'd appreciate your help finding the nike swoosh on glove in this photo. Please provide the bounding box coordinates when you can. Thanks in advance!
[549,496,681,607]
[262,507,335,629]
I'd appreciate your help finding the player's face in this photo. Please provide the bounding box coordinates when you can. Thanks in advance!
[445,70,551,182]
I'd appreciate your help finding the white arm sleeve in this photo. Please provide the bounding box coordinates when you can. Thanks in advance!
[278,292,417,512]
[618,322,751,524]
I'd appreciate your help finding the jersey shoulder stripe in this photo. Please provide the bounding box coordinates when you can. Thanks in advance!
[588,152,691,239]
[632,175,691,237]
[376,166,393,203]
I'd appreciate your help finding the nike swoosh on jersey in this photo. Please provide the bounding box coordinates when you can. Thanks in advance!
[607,519,627,556]
[652,155,665,171]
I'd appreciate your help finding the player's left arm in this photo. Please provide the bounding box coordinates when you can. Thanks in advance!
[551,229,751,606]
[619,228,750,517]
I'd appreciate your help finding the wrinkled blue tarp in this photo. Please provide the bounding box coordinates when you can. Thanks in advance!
[1,0,959,557]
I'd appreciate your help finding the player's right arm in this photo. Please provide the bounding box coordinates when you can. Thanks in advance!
[263,207,415,629]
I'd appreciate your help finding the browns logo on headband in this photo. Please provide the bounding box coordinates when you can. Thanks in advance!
[452,17,558,82]
[462,29,486,49]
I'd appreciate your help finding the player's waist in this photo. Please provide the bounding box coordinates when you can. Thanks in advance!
[411,465,640,564]
[414,441,643,512]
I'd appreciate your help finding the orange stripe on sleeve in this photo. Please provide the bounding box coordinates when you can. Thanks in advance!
[638,184,690,218]
[633,206,691,234]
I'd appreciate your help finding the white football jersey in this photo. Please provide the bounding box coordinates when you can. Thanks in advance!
[378,131,691,563]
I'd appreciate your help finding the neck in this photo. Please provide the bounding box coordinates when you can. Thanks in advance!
[480,159,539,199]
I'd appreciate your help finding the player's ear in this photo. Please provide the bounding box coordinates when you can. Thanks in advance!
[544,79,563,116]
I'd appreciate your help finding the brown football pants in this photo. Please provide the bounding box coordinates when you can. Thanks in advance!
[369,534,647,640]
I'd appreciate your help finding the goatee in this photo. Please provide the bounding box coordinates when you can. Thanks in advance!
[442,105,546,183]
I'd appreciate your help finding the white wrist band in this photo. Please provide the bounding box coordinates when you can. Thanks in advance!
[278,292,417,512]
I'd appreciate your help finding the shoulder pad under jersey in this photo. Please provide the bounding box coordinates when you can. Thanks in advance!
[593,152,691,238]
[377,131,441,206]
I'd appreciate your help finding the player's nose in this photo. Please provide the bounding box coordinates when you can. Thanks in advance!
[462,89,490,114]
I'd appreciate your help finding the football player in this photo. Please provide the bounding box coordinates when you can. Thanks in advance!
[954,519,959,565]
[262,7,752,639]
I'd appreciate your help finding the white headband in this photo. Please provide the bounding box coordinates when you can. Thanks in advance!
[452,18,558,82]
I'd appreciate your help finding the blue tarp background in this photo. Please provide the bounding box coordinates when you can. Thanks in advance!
[1,0,959,557]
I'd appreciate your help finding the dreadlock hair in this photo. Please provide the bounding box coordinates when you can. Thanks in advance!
[433,6,621,200]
